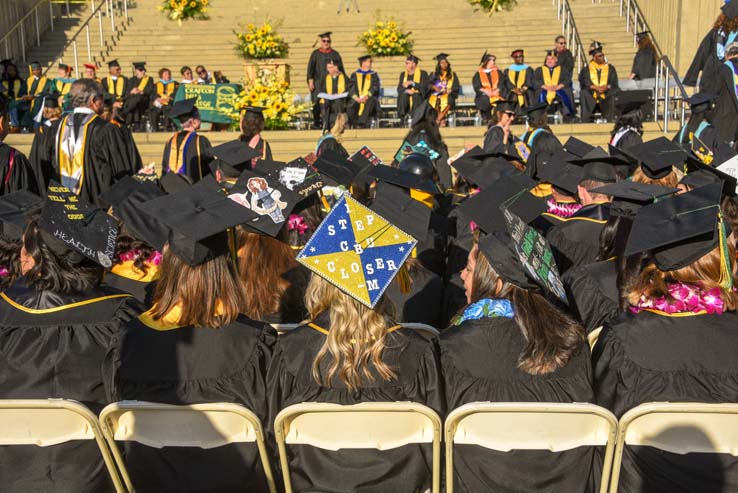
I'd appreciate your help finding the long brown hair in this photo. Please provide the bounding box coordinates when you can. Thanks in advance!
[150,246,246,328]
[638,35,657,63]
[468,244,585,375]
[715,13,738,33]
[631,165,679,188]
[305,274,398,392]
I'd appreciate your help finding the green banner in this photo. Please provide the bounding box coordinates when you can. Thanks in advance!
[173,83,242,124]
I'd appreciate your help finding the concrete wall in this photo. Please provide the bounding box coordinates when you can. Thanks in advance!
[636,0,722,74]
[0,0,56,64]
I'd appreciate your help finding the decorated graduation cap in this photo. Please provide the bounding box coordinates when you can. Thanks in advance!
[0,190,44,240]
[589,40,604,56]
[228,169,299,237]
[631,137,689,179]
[591,181,676,218]
[207,140,261,176]
[369,181,431,242]
[625,183,733,286]
[257,157,325,198]
[132,61,146,71]
[406,54,420,63]
[296,194,417,308]
[510,49,525,57]
[98,175,164,211]
[38,182,118,267]
[686,92,718,113]
[107,59,120,69]
[722,0,738,19]
[538,152,583,195]
[145,179,256,265]
[564,136,595,158]
[169,97,199,121]
[357,54,372,63]
[241,106,265,120]
[569,147,620,183]
[435,53,449,61]
[522,102,548,121]
[368,162,440,194]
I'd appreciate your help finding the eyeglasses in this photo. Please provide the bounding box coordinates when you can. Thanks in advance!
[197,70,206,74]
[321,39,331,43]
[558,41,566,45]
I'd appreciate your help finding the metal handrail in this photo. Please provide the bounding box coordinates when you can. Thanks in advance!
[591,0,664,55]
[654,55,688,133]
[0,0,59,62]
[553,0,588,74]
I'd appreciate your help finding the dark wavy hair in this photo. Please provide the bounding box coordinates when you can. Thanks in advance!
[239,116,265,140]
[22,219,103,293]
[596,215,648,310]
[113,233,156,277]
[611,109,644,138]
[0,238,21,291]
[404,105,447,154]
[715,13,738,33]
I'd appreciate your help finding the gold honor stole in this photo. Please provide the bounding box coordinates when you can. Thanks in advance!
[156,81,177,104]
[355,72,373,116]
[27,76,47,96]
[588,62,609,100]
[321,74,346,103]
[429,72,455,112]
[5,79,22,99]
[542,67,561,104]
[167,131,202,176]
[107,77,125,100]
[137,76,151,92]
[508,69,527,107]
[56,79,72,96]
[479,69,501,104]
[402,69,423,110]
[57,114,97,195]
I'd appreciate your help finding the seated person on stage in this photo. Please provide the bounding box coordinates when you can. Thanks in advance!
[673,93,720,162]
[0,97,43,194]
[161,97,212,182]
[534,50,575,120]
[579,44,619,122]
[101,59,127,111]
[318,59,349,131]
[149,67,179,132]
[82,63,100,83]
[428,53,461,126]
[195,65,212,84]
[473,51,504,123]
[503,49,535,109]
[0,61,27,132]
[53,63,75,109]
[396,54,429,121]
[180,65,197,84]
[347,54,380,128]
[16,61,51,131]
[122,61,154,131]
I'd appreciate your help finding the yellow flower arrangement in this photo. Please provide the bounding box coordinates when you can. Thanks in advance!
[467,0,517,14]
[158,0,208,21]
[235,20,289,60]
[233,68,309,130]
[358,18,413,56]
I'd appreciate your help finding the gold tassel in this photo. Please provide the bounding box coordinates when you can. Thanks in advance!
[718,210,733,290]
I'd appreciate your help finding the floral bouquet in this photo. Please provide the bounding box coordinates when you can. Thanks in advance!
[235,21,289,60]
[233,68,309,130]
[467,0,517,14]
[159,0,209,22]
[358,20,413,57]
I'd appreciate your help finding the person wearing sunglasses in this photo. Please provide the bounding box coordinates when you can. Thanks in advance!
[194,65,211,84]
[553,35,575,75]
[307,32,345,129]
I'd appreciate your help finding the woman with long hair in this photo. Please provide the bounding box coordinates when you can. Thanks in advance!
[610,100,645,150]
[315,111,349,159]
[684,5,738,94]
[594,183,738,491]
[520,102,564,179]
[628,31,657,80]
[105,185,275,493]
[440,231,592,492]
[428,53,460,126]
[482,99,526,159]
[473,51,503,123]
[239,106,273,165]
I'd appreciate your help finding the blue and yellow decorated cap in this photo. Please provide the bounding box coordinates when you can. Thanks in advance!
[296,194,417,308]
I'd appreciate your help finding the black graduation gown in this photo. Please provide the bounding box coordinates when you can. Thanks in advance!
[404,129,451,191]
[684,28,727,94]
[440,314,595,493]
[347,70,381,127]
[714,60,738,144]
[547,203,610,274]
[0,142,42,195]
[28,119,62,194]
[501,66,535,107]
[578,63,619,122]
[472,69,503,121]
[266,312,444,493]
[307,48,345,125]
[593,310,738,492]
[102,261,159,305]
[315,134,349,159]
[610,127,643,149]
[396,70,430,119]
[630,48,656,79]
[521,128,563,179]
[104,313,276,493]
[160,130,213,182]
[673,118,721,157]
[112,120,143,172]
[243,134,274,162]
[443,207,474,326]
[0,280,138,493]
[533,65,575,115]
[428,70,461,112]
[482,124,521,156]
[384,263,445,329]
[101,75,128,103]
[557,49,575,75]
[122,76,155,126]
[318,73,349,129]
[563,259,620,333]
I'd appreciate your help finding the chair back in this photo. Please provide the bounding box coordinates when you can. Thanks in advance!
[400,322,440,338]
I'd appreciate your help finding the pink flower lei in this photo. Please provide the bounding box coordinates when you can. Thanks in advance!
[547,198,582,218]
[118,249,162,266]
[630,281,728,315]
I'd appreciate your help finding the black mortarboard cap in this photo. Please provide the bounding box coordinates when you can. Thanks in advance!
[451,148,521,189]
[564,136,596,158]
[616,91,649,114]
[714,143,738,167]
[406,54,420,63]
[569,148,619,183]
[313,149,361,187]
[589,46,604,56]
[39,182,118,267]
[631,137,689,179]
[369,182,431,241]
[368,164,440,194]
[358,54,372,63]
[684,154,738,197]
[477,231,538,290]
[98,175,164,211]
[241,106,264,120]
[228,169,299,237]
[435,53,449,61]
[169,97,199,120]
[132,61,146,70]
[0,190,44,240]
[318,31,332,38]
[145,179,256,265]
[625,183,727,271]
[495,99,517,114]
[687,92,718,113]
[0,59,12,67]
[44,97,59,109]
[58,63,70,71]
[107,59,120,68]
[523,102,548,121]
[159,171,193,194]
[591,181,676,217]
[538,152,583,195]
[480,50,491,65]
[207,140,261,176]
[110,180,169,251]
[636,31,651,39]
[722,1,738,20]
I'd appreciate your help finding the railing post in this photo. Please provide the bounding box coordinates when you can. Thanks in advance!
[654,59,660,123]
[664,68,670,132]
[35,6,41,47]
[98,10,104,48]
[49,0,55,32]
[66,0,70,16]
[111,0,116,33]
[124,0,128,20]
[73,40,79,77]
[20,20,26,62]
[86,24,91,61]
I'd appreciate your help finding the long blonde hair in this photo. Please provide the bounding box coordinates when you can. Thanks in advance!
[329,113,348,142]
[305,274,398,391]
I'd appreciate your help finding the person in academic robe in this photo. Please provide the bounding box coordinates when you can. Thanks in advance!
[399,102,452,191]
[502,49,535,109]
[0,61,26,131]
[0,186,139,493]
[579,45,619,122]
[307,32,344,129]
[180,65,197,85]
[440,228,593,493]
[161,97,212,182]
[0,96,43,194]
[554,35,575,75]
[51,79,134,207]
[473,51,504,123]
[266,249,443,493]
[713,42,738,144]
[27,98,63,193]
[149,67,179,132]
[534,50,575,119]
[347,55,380,128]
[102,94,143,173]
[195,65,212,85]
[593,183,738,492]
[101,59,127,109]
[315,112,349,159]
[318,59,349,132]
[396,54,429,121]
[628,137,685,188]
[673,93,721,161]
[519,103,564,179]
[684,2,738,94]
[628,31,657,80]
[482,99,526,158]
[239,106,273,164]
[122,61,154,131]
[104,182,276,493]
[532,151,583,235]
[52,63,75,110]
[428,53,460,126]
[609,95,647,149]
[17,61,51,130]
[82,63,101,83]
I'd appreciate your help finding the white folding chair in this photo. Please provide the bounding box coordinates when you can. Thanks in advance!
[0,399,125,492]
[445,402,618,493]
[274,401,442,493]
[401,322,440,339]
[610,402,738,493]
[99,401,276,493]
